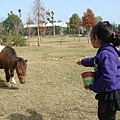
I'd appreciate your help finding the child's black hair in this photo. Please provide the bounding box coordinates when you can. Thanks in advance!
[90,21,120,46]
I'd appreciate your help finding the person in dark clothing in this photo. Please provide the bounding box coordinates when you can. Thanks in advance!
[76,21,120,120]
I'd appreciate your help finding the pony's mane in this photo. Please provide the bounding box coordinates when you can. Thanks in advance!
[16,57,27,69]
[16,57,27,76]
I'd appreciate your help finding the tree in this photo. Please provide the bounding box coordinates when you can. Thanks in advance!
[82,9,96,43]
[0,22,4,35]
[69,13,81,41]
[0,18,4,35]
[118,24,120,33]
[3,10,22,34]
[26,13,33,46]
[31,0,46,46]
[96,16,103,23]
[47,11,56,36]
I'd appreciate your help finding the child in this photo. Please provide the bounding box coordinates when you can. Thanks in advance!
[76,21,120,120]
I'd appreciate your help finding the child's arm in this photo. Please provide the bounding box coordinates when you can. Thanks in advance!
[76,57,95,67]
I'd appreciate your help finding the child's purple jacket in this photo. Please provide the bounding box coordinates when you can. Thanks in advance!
[81,43,120,93]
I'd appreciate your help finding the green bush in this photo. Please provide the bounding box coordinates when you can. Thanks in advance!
[0,35,12,45]
[0,33,27,46]
[11,33,27,46]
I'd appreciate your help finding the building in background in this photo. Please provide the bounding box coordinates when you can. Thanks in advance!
[24,22,67,36]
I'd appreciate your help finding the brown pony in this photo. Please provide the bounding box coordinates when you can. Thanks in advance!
[0,45,27,87]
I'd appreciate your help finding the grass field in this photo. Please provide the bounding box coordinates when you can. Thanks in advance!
[0,36,120,120]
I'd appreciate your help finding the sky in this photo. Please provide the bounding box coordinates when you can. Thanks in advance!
[0,0,120,25]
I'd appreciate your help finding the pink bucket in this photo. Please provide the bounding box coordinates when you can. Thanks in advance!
[81,71,94,86]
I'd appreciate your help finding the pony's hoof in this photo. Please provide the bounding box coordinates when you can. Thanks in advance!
[10,78,16,84]
[10,81,16,84]
[4,82,11,87]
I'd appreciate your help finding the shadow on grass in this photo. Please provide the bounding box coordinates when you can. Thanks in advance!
[0,79,19,90]
[8,109,43,120]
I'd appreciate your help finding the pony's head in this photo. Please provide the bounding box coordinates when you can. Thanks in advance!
[15,57,27,84]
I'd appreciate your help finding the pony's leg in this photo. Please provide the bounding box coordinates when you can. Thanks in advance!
[4,68,11,87]
[10,69,16,84]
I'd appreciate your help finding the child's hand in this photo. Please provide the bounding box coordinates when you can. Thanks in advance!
[84,84,90,90]
[76,59,82,65]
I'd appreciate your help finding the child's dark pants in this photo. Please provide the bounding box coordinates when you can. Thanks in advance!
[95,90,120,120]
[98,110,116,120]
[98,100,116,120]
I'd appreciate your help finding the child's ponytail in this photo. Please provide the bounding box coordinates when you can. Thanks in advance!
[109,33,120,46]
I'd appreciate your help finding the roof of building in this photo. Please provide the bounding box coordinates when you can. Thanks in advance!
[24,22,67,28]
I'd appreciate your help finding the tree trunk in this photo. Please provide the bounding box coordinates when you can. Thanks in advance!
[53,24,55,36]
[78,30,80,42]
[87,29,90,43]
[37,13,40,46]
[74,33,75,41]
[37,25,40,46]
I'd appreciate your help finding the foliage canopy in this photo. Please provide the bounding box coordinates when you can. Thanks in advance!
[82,9,96,30]
[69,13,81,34]
[3,13,22,34]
